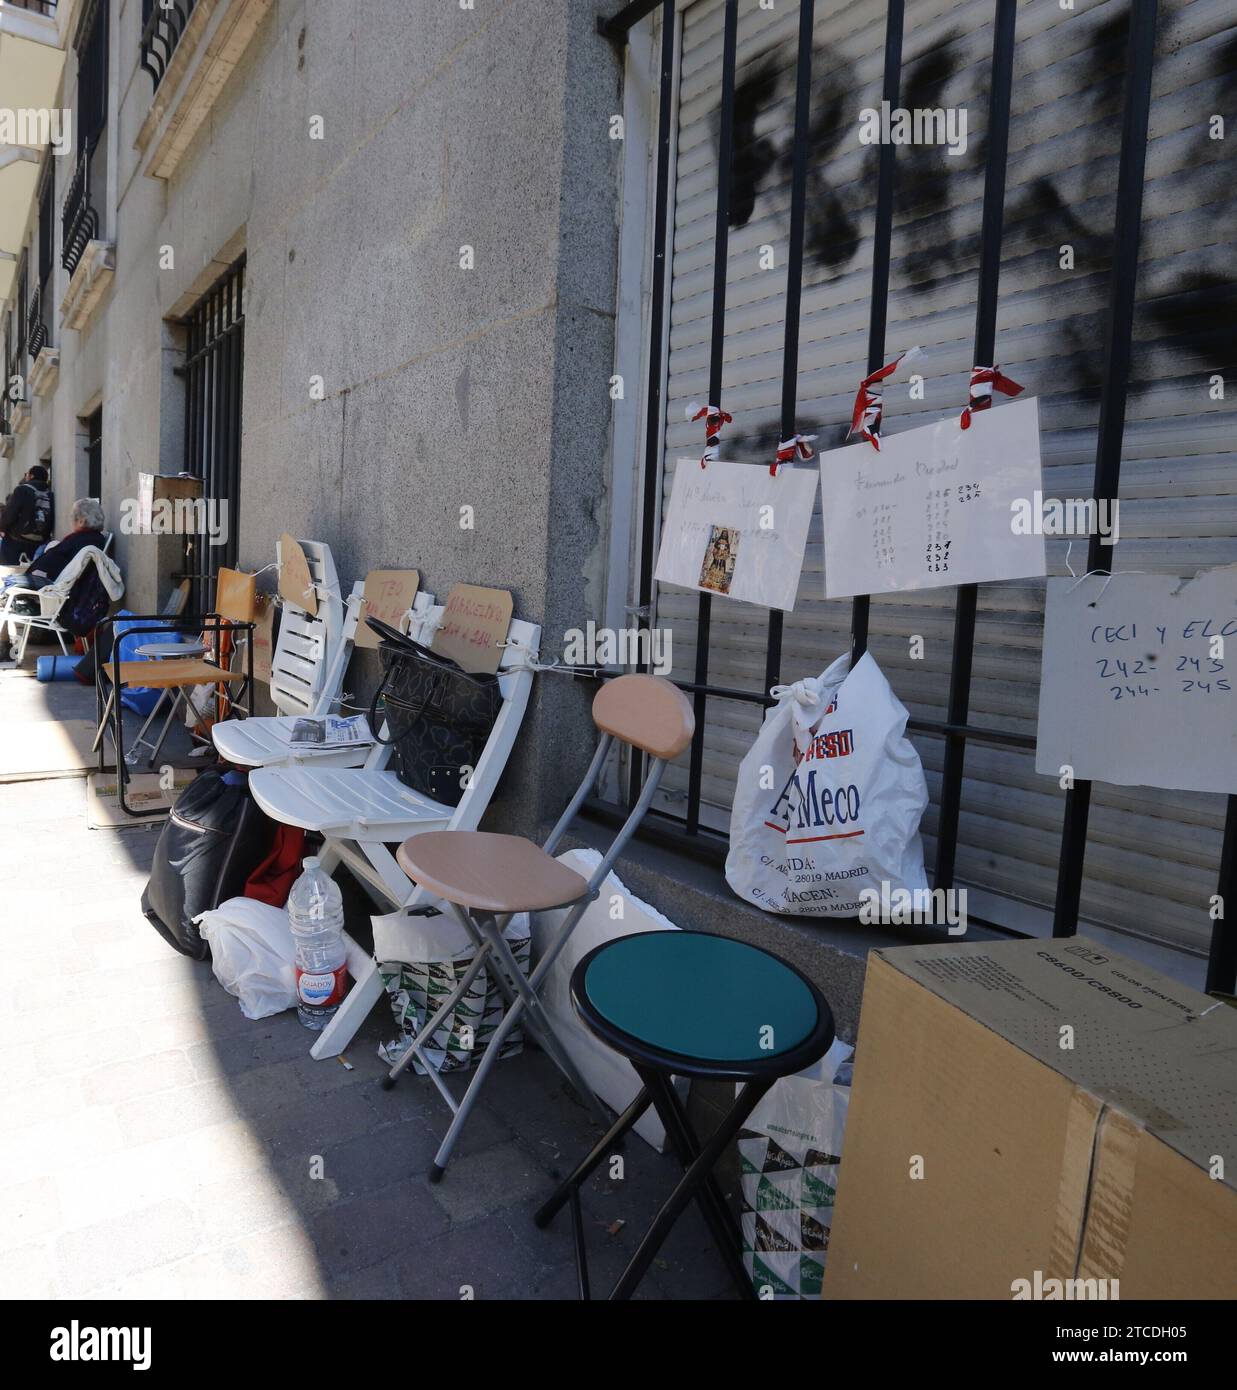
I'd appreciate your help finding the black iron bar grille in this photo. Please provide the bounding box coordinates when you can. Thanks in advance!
[600,0,1236,994]
[140,0,199,90]
[177,257,245,588]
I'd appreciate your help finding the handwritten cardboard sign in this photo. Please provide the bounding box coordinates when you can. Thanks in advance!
[278,533,318,617]
[432,584,513,674]
[820,397,1046,598]
[356,569,421,650]
[1035,569,1237,794]
[251,592,276,685]
[654,459,816,611]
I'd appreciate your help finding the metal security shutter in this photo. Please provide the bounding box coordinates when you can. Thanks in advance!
[649,0,1236,956]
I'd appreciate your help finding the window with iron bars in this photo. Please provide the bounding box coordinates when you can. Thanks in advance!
[28,163,55,359]
[594,0,1236,996]
[140,0,199,90]
[175,256,246,602]
[62,0,109,277]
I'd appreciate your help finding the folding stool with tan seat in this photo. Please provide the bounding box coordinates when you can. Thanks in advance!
[386,673,695,1182]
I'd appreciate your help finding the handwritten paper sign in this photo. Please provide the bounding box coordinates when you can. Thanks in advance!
[356,569,421,650]
[819,397,1046,598]
[1035,570,1237,794]
[278,533,318,617]
[433,584,513,674]
[653,459,817,611]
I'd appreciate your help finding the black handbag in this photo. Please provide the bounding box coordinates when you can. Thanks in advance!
[366,616,502,807]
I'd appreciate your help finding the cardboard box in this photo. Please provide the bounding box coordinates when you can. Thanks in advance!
[823,937,1237,1300]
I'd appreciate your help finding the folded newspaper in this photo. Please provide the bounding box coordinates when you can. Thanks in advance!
[288,715,372,747]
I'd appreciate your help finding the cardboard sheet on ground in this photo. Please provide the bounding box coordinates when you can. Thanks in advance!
[356,570,421,650]
[432,584,512,674]
[819,397,1046,598]
[86,769,196,827]
[532,849,685,1153]
[1035,569,1237,794]
[654,459,816,611]
[0,719,98,781]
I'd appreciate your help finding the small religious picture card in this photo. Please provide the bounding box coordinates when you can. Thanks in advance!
[654,458,816,611]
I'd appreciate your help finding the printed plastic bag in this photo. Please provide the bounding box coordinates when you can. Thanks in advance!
[738,1037,853,1299]
[374,907,529,1074]
[195,898,298,1019]
[725,651,928,916]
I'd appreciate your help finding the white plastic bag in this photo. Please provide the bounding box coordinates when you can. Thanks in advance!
[195,898,298,1019]
[738,1037,853,1299]
[725,651,928,916]
[531,849,685,1153]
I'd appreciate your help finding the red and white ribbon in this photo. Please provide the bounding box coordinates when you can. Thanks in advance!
[687,402,733,467]
[960,365,1023,429]
[770,433,817,476]
[848,347,921,451]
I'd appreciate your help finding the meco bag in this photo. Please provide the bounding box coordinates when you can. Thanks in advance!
[725,651,928,916]
[366,615,501,807]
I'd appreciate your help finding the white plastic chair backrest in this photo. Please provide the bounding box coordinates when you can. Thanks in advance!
[270,538,345,716]
[304,580,365,716]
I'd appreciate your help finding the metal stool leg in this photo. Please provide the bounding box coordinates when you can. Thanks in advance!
[609,1076,774,1301]
[533,1085,651,1229]
[640,1067,754,1300]
[473,914,613,1132]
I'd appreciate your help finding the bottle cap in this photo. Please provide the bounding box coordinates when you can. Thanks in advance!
[303,856,320,870]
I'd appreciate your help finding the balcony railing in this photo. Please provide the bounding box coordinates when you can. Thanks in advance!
[28,285,49,358]
[4,2,59,15]
[61,146,99,276]
[139,0,198,90]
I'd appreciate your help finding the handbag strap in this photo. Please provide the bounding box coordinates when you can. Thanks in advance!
[368,661,438,747]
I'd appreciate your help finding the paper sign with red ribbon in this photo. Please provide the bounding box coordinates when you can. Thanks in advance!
[961,365,1024,429]
[688,402,733,467]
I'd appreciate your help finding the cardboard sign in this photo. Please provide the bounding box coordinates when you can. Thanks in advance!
[355,569,421,650]
[1035,569,1237,794]
[251,592,276,685]
[654,459,816,611]
[432,584,513,674]
[278,533,318,617]
[820,397,1047,598]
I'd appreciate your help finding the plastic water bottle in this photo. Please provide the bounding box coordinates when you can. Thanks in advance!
[287,857,348,1030]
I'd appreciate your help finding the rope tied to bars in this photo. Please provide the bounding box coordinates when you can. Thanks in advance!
[960,365,1023,429]
[770,433,817,476]
[848,347,921,451]
[687,402,732,467]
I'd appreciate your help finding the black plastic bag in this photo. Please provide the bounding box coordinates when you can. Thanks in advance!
[141,770,275,960]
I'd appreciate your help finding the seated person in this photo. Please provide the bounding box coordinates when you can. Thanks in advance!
[3,497,107,592]
[0,499,107,662]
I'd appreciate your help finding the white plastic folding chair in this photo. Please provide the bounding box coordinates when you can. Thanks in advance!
[0,545,124,662]
[247,604,541,1059]
[212,543,383,770]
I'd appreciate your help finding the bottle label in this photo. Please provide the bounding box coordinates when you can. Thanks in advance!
[297,964,348,1007]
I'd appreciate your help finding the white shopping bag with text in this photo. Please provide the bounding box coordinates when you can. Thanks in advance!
[725,652,928,916]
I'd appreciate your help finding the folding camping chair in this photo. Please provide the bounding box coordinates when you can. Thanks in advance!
[212,542,375,769]
[386,673,696,1181]
[94,568,257,816]
[247,596,540,1060]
